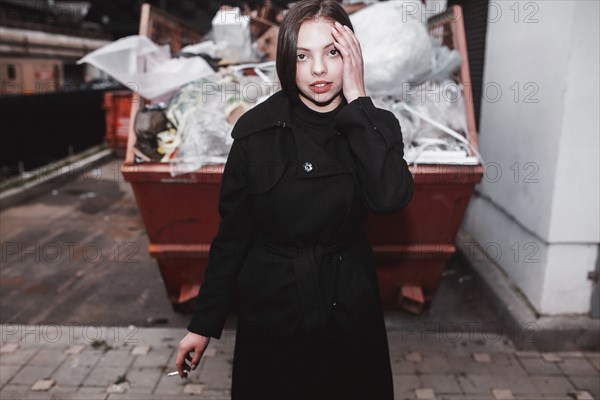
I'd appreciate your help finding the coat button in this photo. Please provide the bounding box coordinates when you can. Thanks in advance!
[338,255,343,262]
[303,162,313,173]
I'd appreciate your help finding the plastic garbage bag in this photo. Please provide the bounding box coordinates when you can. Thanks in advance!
[77,35,214,99]
[350,1,463,98]
[350,1,433,97]
[212,7,261,63]
[178,40,228,59]
[374,79,467,143]
[372,79,477,165]
[168,75,235,176]
[417,39,463,84]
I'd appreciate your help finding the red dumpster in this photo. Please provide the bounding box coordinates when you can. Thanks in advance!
[121,4,482,313]
[103,90,134,156]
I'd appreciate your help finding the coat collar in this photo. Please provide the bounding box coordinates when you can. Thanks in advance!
[231,90,353,180]
[231,90,293,139]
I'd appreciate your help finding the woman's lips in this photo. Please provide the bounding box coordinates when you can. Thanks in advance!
[309,82,333,94]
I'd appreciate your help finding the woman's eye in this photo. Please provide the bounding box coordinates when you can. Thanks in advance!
[329,49,339,56]
[297,54,307,61]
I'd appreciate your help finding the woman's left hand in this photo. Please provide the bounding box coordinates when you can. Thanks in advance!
[331,21,366,103]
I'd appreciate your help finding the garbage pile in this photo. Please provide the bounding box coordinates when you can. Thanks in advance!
[77,1,480,177]
[352,1,480,166]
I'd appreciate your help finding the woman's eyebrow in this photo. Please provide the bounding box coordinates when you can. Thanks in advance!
[296,43,335,51]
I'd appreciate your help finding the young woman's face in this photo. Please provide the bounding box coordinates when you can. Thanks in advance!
[295,18,344,112]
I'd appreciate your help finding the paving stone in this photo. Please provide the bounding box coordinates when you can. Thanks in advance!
[405,351,422,362]
[530,376,575,395]
[107,395,193,399]
[419,374,462,393]
[153,371,187,395]
[392,374,421,395]
[514,351,540,358]
[487,353,527,376]
[52,393,109,400]
[541,353,563,363]
[198,389,232,399]
[558,351,585,358]
[0,365,21,386]
[189,356,231,389]
[65,344,86,355]
[414,354,451,374]
[203,348,217,357]
[391,357,418,374]
[586,355,600,372]
[0,344,19,353]
[473,352,492,363]
[10,365,55,385]
[78,386,111,395]
[28,348,67,367]
[572,390,594,400]
[447,353,491,375]
[0,347,37,366]
[434,396,495,400]
[183,383,204,395]
[83,365,129,387]
[31,378,55,391]
[96,349,135,368]
[569,376,600,398]
[518,358,563,375]
[4,387,107,400]
[48,384,79,393]
[125,367,163,394]
[131,346,150,356]
[457,374,502,394]
[107,382,130,394]
[491,388,514,399]
[415,387,436,400]
[65,348,105,368]
[51,360,95,386]
[557,358,598,376]
[490,375,539,395]
[165,348,183,370]
[131,348,172,369]
[0,384,32,399]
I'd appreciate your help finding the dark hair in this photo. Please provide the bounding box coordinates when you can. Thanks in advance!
[276,0,353,102]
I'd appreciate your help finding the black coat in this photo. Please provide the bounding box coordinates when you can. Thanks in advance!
[187,90,413,399]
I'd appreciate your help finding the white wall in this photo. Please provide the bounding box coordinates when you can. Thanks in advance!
[548,2,600,243]
[462,1,599,314]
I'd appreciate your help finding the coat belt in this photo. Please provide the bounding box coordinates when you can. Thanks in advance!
[254,232,364,331]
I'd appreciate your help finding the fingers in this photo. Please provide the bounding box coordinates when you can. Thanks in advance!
[190,346,203,370]
[175,347,190,379]
[331,25,353,62]
[176,346,198,379]
[342,24,362,57]
[332,22,361,62]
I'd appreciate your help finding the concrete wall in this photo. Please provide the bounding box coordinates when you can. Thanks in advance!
[461,1,599,314]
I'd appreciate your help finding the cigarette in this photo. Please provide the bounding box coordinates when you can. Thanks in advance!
[167,371,181,377]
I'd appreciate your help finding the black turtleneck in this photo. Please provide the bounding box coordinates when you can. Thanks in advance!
[291,97,348,147]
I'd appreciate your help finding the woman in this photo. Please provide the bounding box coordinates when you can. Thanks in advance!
[176,1,413,398]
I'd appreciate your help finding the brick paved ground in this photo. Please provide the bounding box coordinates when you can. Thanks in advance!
[1,325,598,400]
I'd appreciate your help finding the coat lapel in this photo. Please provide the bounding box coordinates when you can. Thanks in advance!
[232,91,353,180]
[289,125,352,179]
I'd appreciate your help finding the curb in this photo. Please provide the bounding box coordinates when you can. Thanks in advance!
[456,229,600,352]
[0,146,117,211]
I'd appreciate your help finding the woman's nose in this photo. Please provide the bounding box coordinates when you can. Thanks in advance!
[312,58,326,76]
